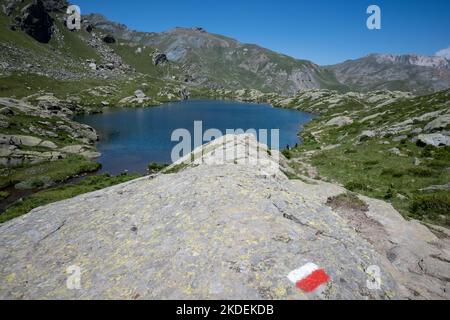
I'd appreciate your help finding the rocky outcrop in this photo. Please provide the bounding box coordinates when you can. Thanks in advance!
[17,0,54,43]
[0,135,448,299]
[424,115,450,133]
[325,116,353,127]
[152,50,168,66]
[0,98,99,166]
[327,54,450,94]
[179,87,189,100]
[102,35,116,44]
[417,133,450,147]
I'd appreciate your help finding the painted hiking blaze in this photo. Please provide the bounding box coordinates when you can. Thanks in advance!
[288,263,331,293]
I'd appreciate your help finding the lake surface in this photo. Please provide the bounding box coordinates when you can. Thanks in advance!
[75,100,313,174]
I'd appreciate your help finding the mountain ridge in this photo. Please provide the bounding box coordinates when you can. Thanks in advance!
[82,12,450,95]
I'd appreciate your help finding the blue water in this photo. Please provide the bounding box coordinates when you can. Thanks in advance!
[75,100,313,174]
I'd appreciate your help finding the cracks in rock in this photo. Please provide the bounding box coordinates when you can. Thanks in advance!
[430,254,450,264]
[36,219,66,245]
[282,212,308,227]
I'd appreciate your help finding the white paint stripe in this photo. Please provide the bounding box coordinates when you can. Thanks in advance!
[287,263,319,284]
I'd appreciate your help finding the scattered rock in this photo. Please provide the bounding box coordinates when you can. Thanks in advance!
[388,147,402,156]
[392,135,407,142]
[411,128,423,135]
[413,157,421,166]
[39,140,57,149]
[420,183,450,193]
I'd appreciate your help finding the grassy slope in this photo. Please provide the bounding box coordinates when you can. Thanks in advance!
[0,155,100,189]
[290,90,450,226]
[0,172,141,223]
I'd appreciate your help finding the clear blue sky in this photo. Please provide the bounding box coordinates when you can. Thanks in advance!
[74,0,450,65]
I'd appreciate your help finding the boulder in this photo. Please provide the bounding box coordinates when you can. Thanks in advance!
[392,135,407,142]
[41,0,69,12]
[39,140,57,149]
[420,183,450,193]
[359,130,376,142]
[0,107,15,116]
[0,134,42,147]
[17,0,54,43]
[102,35,116,44]
[152,51,168,66]
[134,90,146,99]
[179,87,189,101]
[411,128,423,135]
[424,115,450,133]
[389,147,402,156]
[325,116,353,127]
[417,133,450,147]
[60,145,89,154]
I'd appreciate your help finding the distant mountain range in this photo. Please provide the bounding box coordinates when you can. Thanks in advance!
[326,53,450,94]
[83,13,450,95]
[0,0,449,95]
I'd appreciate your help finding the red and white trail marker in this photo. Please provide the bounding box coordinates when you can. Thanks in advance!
[287,263,330,293]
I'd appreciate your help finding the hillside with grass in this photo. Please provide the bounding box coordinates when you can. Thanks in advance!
[280,89,450,226]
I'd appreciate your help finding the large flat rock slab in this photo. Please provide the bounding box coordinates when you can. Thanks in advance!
[1,135,448,299]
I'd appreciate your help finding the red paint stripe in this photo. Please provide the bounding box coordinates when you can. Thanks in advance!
[296,269,330,293]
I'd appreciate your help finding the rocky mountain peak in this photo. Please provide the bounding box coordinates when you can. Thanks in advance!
[370,53,450,68]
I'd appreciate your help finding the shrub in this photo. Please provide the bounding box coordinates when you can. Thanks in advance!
[406,167,434,177]
[410,192,450,224]
[363,160,380,166]
[344,148,357,154]
[0,191,9,200]
[345,181,369,192]
[381,168,405,178]
[282,149,293,160]
[148,162,168,173]
[0,173,141,224]
[384,185,395,200]
[420,145,435,157]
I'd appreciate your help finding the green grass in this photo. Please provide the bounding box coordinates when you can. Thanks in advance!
[163,163,190,174]
[0,155,101,189]
[148,162,169,173]
[307,140,449,225]
[0,191,9,200]
[0,173,141,223]
[410,192,450,225]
